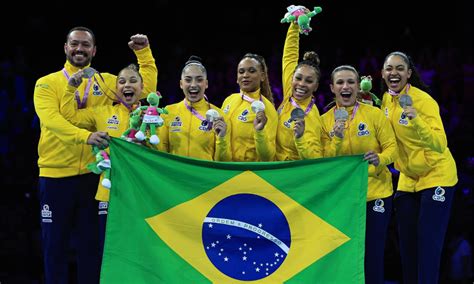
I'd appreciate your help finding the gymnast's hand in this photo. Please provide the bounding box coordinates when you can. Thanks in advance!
[128,34,149,50]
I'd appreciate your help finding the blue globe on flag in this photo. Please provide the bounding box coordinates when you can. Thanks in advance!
[202,193,291,281]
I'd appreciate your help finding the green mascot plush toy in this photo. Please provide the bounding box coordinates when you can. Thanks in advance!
[281,5,323,35]
[360,75,381,106]
[87,146,111,189]
[121,111,142,143]
[134,92,168,145]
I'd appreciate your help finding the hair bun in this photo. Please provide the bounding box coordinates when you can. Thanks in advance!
[303,51,320,67]
[187,55,202,64]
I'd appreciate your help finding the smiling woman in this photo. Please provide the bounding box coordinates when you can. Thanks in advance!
[157,55,232,162]
[320,65,398,284]
[59,61,156,201]
[221,53,278,162]
[380,51,458,284]
[275,21,323,161]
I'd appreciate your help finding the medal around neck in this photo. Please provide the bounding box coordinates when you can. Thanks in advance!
[334,108,349,121]
[251,100,265,113]
[82,67,96,79]
[399,94,413,108]
[290,108,305,121]
[205,109,220,122]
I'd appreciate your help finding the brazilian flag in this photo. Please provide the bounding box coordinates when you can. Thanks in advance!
[101,138,367,283]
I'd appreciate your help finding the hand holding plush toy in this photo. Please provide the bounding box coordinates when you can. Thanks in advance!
[281,5,322,35]
[359,75,381,106]
[134,92,168,145]
[87,146,112,189]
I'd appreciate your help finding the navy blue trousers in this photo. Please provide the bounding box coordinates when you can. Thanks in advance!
[365,196,393,284]
[394,186,455,284]
[39,173,106,284]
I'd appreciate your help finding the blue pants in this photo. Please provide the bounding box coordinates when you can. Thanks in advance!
[394,186,455,284]
[365,196,393,284]
[39,173,106,284]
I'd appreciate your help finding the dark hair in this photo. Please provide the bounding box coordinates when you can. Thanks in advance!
[296,51,321,81]
[241,53,274,104]
[118,64,142,82]
[330,65,360,83]
[182,55,207,76]
[66,26,96,45]
[381,51,430,93]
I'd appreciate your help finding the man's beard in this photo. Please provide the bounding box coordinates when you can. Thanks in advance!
[66,53,92,68]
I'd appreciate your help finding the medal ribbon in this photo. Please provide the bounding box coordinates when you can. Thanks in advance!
[62,68,92,109]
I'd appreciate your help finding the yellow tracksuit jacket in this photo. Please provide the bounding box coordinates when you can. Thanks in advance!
[61,97,134,201]
[221,90,278,161]
[381,85,457,192]
[59,47,157,201]
[276,22,323,160]
[34,46,157,178]
[157,99,231,161]
[321,103,398,201]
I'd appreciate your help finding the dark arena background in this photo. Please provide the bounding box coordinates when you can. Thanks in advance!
[0,1,472,283]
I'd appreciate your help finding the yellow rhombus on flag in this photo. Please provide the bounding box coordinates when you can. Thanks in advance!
[101,138,367,283]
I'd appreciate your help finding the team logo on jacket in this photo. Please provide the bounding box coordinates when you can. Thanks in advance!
[283,117,292,129]
[372,199,385,213]
[199,120,212,132]
[92,83,102,96]
[98,202,108,215]
[223,104,230,114]
[170,116,182,132]
[238,109,249,122]
[41,204,52,223]
[357,122,370,136]
[398,113,409,126]
[432,186,446,202]
[107,115,119,130]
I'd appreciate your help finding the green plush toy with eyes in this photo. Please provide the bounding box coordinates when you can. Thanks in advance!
[360,75,381,106]
[87,146,111,189]
[121,111,142,143]
[281,5,323,35]
[133,92,168,145]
